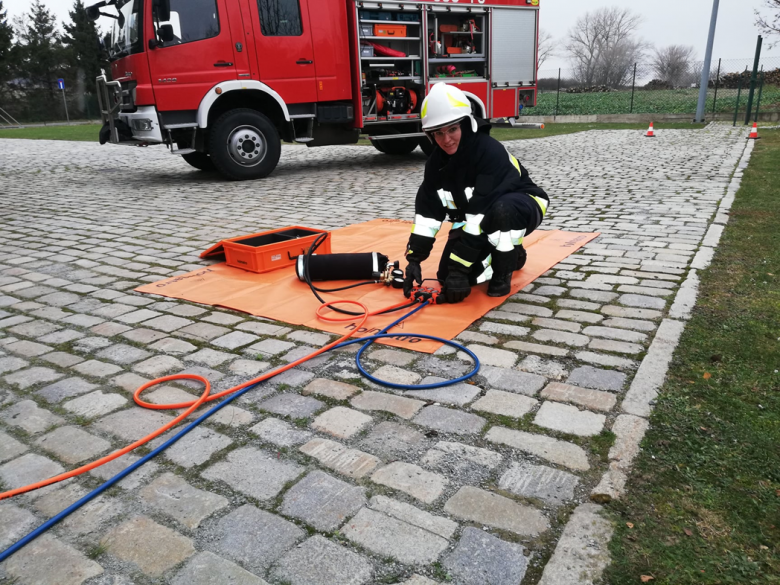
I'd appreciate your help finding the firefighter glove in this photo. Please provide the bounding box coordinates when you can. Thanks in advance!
[443,270,471,304]
[403,261,423,298]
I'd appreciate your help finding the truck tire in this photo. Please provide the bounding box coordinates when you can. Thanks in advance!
[209,108,281,180]
[418,137,434,157]
[372,136,419,155]
[181,152,215,171]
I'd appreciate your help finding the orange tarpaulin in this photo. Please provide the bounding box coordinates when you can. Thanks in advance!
[136,220,598,353]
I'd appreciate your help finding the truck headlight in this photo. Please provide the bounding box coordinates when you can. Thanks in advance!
[132,119,154,131]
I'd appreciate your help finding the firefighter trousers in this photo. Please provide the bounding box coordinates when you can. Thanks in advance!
[436,192,546,284]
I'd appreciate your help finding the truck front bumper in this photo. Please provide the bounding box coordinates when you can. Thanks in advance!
[96,75,164,145]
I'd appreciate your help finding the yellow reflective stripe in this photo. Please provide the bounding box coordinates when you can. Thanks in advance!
[531,195,548,216]
[450,253,473,267]
[510,229,526,246]
[508,151,521,173]
[411,224,438,238]
[447,92,470,109]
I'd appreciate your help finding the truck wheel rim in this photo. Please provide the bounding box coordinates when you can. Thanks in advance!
[227,125,267,167]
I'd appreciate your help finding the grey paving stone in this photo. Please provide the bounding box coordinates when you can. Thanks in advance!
[444,485,549,536]
[93,408,175,441]
[421,440,503,481]
[0,452,65,490]
[281,470,366,531]
[601,304,663,320]
[211,330,260,349]
[286,329,333,346]
[61,390,128,419]
[503,339,570,357]
[0,502,37,549]
[601,316,656,332]
[442,527,530,585]
[35,376,98,403]
[73,336,113,354]
[570,289,619,303]
[132,354,184,376]
[303,377,361,400]
[258,393,325,419]
[4,339,54,357]
[371,461,448,503]
[413,405,486,436]
[8,319,61,338]
[248,338,297,357]
[5,366,64,389]
[102,516,195,577]
[89,451,160,490]
[0,430,28,463]
[485,427,590,471]
[540,382,617,412]
[0,355,28,374]
[534,402,606,437]
[537,503,614,585]
[236,321,291,336]
[480,365,546,396]
[148,337,199,355]
[455,330,500,345]
[2,533,104,585]
[250,417,313,446]
[502,302,554,317]
[271,535,373,585]
[470,389,538,418]
[342,507,449,565]
[139,472,228,529]
[405,376,481,406]
[359,421,430,461]
[121,327,169,343]
[588,338,643,354]
[228,358,271,377]
[264,367,315,388]
[555,309,605,324]
[499,462,580,506]
[35,425,112,464]
[371,364,421,385]
[72,359,123,378]
[609,414,650,470]
[582,326,648,344]
[350,390,424,419]
[618,293,666,310]
[369,494,457,539]
[367,347,417,366]
[532,328,590,347]
[517,354,568,380]
[202,312,245,325]
[1,399,65,434]
[141,314,193,332]
[154,426,233,468]
[95,343,152,364]
[567,365,627,392]
[206,505,304,574]
[184,347,237,367]
[485,309,532,324]
[300,437,381,479]
[576,350,638,370]
[40,351,85,368]
[478,321,530,337]
[465,344,517,368]
[115,308,162,324]
[556,298,602,311]
[171,551,270,585]
[312,406,373,439]
[201,447,304,500]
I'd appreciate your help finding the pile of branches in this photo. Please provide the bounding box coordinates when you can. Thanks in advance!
[565,85,613,94]
[643,79,674,90]
[718,68,780,89]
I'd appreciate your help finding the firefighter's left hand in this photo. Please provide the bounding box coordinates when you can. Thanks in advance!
[443,272,471,303]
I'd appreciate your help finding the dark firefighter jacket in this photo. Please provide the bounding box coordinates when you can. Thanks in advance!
[405,117,549,269]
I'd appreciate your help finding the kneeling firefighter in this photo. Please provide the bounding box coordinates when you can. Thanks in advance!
[403,82,550,303]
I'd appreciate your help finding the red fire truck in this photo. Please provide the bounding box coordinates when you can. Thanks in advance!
[90,0,541,180]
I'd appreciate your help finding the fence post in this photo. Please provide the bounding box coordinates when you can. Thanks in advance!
[712,58,721,115]
[554,68,561,120]
[753,68,765,123]
[733,68,746,127]
[629,63,637,114]
[744,35,763,125]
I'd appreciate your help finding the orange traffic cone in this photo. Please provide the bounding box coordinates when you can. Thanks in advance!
[747,123,760,140]
[645,122,655,138]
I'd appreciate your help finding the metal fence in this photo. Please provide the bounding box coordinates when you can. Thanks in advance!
[0,89,101,126]
[523,56,780,121]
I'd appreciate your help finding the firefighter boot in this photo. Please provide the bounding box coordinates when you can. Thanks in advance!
[487,248,519,297]
[515,244,527,270]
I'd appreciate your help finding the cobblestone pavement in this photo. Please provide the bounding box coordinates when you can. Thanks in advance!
[0,124,751,585]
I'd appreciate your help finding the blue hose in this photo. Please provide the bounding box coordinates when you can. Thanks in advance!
[0,300,479,562]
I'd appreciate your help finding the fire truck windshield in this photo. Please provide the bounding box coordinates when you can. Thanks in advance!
[109,0,143,61]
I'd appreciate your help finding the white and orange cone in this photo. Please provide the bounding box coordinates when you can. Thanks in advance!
[645,122,656,138]
[747,122,760,140]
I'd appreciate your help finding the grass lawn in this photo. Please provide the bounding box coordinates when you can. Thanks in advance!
[602,129,780,584]
[0,121,703,145]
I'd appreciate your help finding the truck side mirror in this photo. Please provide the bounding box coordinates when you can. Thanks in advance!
[152,0,171,23]
[158,24,175,43]
[86,5,101,21]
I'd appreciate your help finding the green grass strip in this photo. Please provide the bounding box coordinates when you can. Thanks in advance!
[603,130,780,585]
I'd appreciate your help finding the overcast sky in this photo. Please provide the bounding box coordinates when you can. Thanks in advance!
[4,0,779,72]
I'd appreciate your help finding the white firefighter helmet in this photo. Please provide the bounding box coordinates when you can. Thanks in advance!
[421,82,477,133]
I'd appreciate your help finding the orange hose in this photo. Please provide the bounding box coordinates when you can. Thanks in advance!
[0,299,413,500]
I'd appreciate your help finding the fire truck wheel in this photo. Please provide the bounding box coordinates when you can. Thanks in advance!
[372,137,419,156]
[418,137,434,157]
[181,152,215,172]
[209,109,281,180]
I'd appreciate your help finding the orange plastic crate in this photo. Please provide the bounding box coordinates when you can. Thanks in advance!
[374,23,407,37]
[201,226,331,274]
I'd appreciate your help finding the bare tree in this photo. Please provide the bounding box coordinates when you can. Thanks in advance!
[652,45,696,87]
[537,28,555,71]
[566,7,648,87]
[756,0,780,46]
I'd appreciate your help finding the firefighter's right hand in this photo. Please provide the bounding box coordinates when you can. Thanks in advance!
[403,262,423,298]
[443,272,471,304]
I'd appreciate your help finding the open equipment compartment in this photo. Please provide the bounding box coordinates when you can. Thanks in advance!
[219,226,331,274]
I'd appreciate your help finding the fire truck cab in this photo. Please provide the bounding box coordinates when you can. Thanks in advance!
[91,0,540,180]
